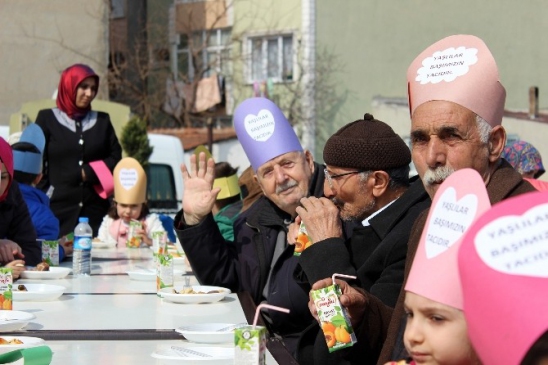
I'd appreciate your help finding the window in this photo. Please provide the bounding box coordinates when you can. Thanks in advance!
[146,164,178,213]
[247,35,293,83]
[176,28,231,80]
[110,0,125,19]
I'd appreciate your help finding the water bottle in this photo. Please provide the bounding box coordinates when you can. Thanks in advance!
[73,217,93,276]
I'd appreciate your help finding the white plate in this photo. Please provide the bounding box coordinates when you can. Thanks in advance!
[0,311,35,332]
[0,336,45,354]
[92,240,117,249]
[19,267,71,280]
[151,346,233,364]
[126,269,184,281]
[158,286,230,304]
[13,284,65,301]
[176,323,247,344]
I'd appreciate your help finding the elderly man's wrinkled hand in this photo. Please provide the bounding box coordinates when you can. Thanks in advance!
[180,152,221,225]
[310,278,367,328]
[0,240,23,265]
[296,197,342,243]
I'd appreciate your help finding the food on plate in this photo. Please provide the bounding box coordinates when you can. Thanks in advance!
[172,288,221,294]
[0,337,23,345]
[17,285,28,292]
[35,261,50,271]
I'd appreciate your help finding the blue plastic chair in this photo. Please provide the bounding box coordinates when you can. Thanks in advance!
[158,214,177,243]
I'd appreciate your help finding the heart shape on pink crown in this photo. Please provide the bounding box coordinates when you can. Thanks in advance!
[424,187,478,259]
[244,109,276,142]
[474,203,548,278]
[118,168,138,190]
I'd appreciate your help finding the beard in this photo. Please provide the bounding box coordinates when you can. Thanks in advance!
[332,196,376,222]
[423,165,455,187]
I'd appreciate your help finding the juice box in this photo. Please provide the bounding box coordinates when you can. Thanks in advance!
[0,268,13,310]
[156,249,174,295]
[127,220,142,248]
[293,222,312,256]
[234,325,267,365]
[41,240,60,266]
[311,282,357,352]
[151,231,167,263]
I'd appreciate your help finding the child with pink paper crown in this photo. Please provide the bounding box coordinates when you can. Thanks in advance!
[386,169,491,365]
[96,157,166,246]
[459,190,548,365]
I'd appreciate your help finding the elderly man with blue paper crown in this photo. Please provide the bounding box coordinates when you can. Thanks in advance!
[175,97,328,358]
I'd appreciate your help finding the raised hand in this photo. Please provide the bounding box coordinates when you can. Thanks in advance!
[181,152,221,225]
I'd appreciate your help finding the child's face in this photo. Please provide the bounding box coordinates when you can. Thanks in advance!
[403,292,479,365]
[116,202,142,223]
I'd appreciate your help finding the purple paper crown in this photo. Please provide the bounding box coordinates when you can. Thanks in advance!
[233,97,302,171]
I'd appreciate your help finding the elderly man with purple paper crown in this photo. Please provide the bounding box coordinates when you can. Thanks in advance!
[307,35,538,365]
[175,97,332,358]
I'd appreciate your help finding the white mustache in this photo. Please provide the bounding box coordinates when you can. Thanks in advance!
[276,180,298,194]
[423,166,455,185]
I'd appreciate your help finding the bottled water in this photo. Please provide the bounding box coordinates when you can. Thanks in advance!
[73,217,93,276]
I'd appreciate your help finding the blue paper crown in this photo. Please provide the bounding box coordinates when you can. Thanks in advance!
[13,124,45,174]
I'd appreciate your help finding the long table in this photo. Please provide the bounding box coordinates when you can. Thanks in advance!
[5,247,289,364]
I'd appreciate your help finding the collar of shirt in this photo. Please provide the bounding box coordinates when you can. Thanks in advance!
[361,199,397,227]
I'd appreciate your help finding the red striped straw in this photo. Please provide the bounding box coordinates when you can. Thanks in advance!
[253,303,290,327]
[331,273,357,285]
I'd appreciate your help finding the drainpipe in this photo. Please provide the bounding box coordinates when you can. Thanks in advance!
[301,0,316,156]
[529,86,539,119]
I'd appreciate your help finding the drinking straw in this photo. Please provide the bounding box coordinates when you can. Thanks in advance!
[331,273,357,285]
[253,303,290,327]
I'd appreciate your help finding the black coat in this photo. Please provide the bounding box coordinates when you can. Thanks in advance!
[0,181,40,266]
[295,177,431,365]
[35,109,122,236]
[175,162,326,357]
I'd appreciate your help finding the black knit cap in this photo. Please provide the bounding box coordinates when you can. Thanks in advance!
[323,113,411,170]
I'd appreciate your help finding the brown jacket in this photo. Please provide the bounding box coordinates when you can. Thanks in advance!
[352,160,537,364]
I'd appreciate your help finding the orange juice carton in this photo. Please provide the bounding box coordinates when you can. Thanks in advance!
[0,268,13,310]
[234,326,267,365]
[311,274,358,352]
[41,239,60,266]
[156,243,173,295]
[127,220,142,248]
[234,304,290,365]
[293,222,312,256]
[152,231,167,262]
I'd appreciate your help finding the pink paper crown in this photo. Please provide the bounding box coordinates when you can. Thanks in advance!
[459,191,548,365]
[405,169,490,309]
[407,34,506,127]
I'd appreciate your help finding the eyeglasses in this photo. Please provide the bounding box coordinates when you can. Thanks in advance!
[324,168,366,188]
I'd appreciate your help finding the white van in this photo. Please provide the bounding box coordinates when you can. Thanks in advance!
[146,133,184,216]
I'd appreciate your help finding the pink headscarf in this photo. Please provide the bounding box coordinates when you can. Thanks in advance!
[56,64,99,120]
[0,137,14,202]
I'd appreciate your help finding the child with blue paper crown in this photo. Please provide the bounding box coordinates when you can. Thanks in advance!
[11,124,72,261]
[96,157,166,246]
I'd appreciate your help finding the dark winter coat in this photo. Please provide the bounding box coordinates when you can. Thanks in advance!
[175,162,326,357]
[35,108,122,236]
[295,177,431,365]
[0,181,40,266]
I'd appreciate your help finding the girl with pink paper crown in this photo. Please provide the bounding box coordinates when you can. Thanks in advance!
[96,157,166,247]
[386,169,491,365]
[458,190,548,365]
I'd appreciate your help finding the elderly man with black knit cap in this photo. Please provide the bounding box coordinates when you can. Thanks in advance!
[291,113,431,365]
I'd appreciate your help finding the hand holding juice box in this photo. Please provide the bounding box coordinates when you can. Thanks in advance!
[234,303,290,364]
[311,273,358,352]
[0,268,13,310]
[293,222,313,256]
[127,220,142,248]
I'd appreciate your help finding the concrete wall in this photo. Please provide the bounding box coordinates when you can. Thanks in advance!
[315,0,548,157]
[0,0,109,126]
